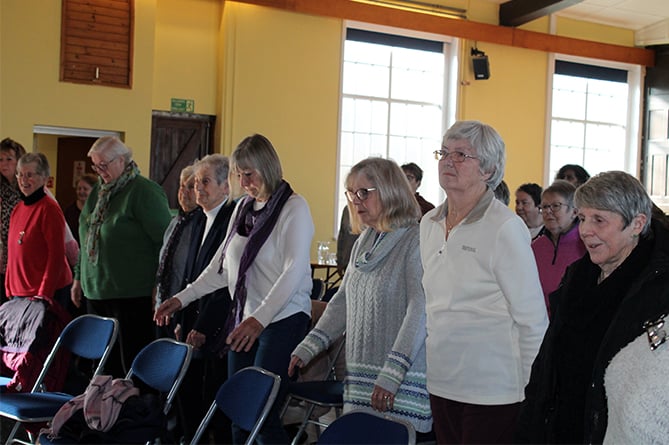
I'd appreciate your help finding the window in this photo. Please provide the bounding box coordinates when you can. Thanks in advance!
[548,58,642,182]
[337,26,454,231]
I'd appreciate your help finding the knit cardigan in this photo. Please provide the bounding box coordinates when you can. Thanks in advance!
[292,224,432,433]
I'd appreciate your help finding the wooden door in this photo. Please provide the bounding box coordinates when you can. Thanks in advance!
[56,136,97,208]
[150,111,215,209]
[643,44,669,211]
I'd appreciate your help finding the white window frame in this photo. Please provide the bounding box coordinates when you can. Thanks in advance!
[544,53,644,186]
[334,20,458,235]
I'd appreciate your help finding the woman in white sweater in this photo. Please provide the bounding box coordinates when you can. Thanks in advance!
[421,121,548,444]
[289,157,432,434]
[155,134,314,444]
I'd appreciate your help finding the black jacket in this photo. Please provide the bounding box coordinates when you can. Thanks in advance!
[516,219,669,444]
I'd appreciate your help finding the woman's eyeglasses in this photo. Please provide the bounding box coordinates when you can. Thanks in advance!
[345,187,377,202]
[539,202,568,213]
[433,149,478,163]
[15,172,39,180]
[91,156,118,173]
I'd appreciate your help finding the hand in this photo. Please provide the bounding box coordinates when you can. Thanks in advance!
[186,330,206,349]
[371,385,395,412]
[288,355,305,378]
[226,317,263,352]
[71,280,82,308]
[154,297,182,326]
[174,324,182,342]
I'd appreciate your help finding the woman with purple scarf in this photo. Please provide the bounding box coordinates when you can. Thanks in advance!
[155,134,314,444]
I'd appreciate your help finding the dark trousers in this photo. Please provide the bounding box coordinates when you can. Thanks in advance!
[228,312,310,445]
[429,394,520,444]
[86,296,153,378]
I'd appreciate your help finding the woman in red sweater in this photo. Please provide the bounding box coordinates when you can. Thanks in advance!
[0,153,72,392]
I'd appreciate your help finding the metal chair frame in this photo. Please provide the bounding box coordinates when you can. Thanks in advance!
[190,366,280,445]
[1,314,119,445]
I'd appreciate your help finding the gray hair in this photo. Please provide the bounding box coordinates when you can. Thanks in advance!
[574,171,652,235]
[443,120,505,189]
[180,165,195,183]
[88,136,132,164]
[194,154,230,185]
[543,180,577,208]
[18,152,50,178]
[232,134,283,195]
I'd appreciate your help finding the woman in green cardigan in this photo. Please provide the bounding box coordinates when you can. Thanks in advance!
[71,136,172,377]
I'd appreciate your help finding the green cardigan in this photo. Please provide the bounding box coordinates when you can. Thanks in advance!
[75,175,172,300]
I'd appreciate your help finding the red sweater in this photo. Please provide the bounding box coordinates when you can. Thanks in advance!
[6,192,73,299]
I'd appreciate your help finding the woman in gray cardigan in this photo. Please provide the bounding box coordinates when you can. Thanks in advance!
[289,157,432,433]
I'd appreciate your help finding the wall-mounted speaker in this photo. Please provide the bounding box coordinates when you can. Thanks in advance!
[472,55,490,80]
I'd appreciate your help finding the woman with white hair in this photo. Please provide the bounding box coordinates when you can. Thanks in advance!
[72,136,172,377]
[517,171,669,444]
[420,120,548,444]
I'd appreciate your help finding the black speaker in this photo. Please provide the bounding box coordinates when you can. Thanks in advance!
[472,55,490,80]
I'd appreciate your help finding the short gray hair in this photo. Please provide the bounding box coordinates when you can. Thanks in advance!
[543,180,577,208]
[443,120,505,189]
[88,136,132,164]
[18,153,50,178]
[574,171,652,235]
[194,154,230,185]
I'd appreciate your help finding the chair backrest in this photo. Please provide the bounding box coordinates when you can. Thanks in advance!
[317,410,416,445]
[322,286,339,303]
[190,366,280,445]
[125,338,193,414]
[311,278,326,300]
[32,314,119,392]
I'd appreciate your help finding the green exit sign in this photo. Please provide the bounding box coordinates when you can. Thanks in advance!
[170,98,195,113]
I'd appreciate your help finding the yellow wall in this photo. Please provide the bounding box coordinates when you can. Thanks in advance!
[0,0,643,249]
[152,0,221,114]
[219,3,343,243]
[0,0,157,176]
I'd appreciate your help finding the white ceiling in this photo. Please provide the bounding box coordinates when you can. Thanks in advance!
[487,0,669,31]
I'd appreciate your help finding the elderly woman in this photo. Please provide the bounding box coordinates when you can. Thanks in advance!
[154,164,201,339]
[515,183,544,240]
[420,120,548,444]
[0,138,27,302]
[289,157,432,434]
[516,171,669,444]
[155,134,313,444]
[72,136,171,377]
[531,180,586,313]
[0,153,72,392]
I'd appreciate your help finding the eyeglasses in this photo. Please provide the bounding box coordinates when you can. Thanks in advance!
[91,156,118,173]
[433,149,478,163]
[345,187,377,202]
[15,172,40,180]
[539,202,568,213]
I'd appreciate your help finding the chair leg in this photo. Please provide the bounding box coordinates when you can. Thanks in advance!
[5,421,21,445]
[290,403,316,445]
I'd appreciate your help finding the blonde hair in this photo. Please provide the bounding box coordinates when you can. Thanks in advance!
[346,157,421,233]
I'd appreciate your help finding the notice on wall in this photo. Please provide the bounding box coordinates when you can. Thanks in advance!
[171,98,195,113]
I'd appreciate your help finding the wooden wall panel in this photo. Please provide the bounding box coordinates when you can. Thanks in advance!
[60,0,134,88]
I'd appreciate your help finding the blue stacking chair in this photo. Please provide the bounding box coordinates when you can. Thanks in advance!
[317,410,416,445]
[190,366,280,445]
[37,337,193,445]
[0,314,118,445]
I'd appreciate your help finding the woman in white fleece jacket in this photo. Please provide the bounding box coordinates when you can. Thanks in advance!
[420,120,548,444]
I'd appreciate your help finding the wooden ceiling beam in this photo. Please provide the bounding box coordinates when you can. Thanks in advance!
[229,0,654,67]
[499,0,583,27]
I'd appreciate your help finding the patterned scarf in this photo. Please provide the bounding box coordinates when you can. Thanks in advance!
[0,177,21,273]
[85,161,138,265]
[155,207,201,305]
[210,180,294,355]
